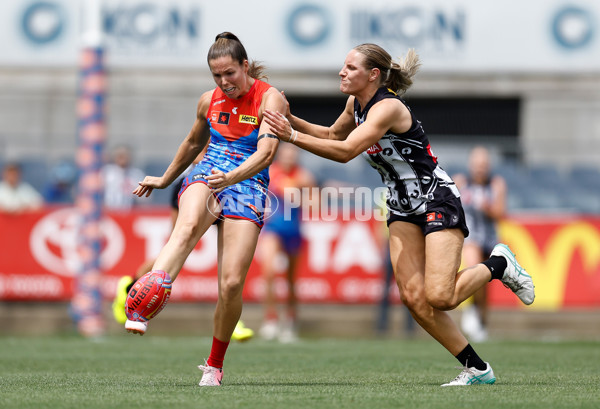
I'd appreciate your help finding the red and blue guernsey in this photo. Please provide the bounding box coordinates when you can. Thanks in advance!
[180,79,273,227]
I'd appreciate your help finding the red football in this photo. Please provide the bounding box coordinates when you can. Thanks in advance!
[125,270,172,322]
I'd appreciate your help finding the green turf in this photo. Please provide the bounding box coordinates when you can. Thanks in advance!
[0,335,598,409]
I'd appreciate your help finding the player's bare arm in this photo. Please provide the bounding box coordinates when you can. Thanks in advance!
[206,88,284,190]
[264,98,402,163]
[287,96,356,141]
[133,91,211,198]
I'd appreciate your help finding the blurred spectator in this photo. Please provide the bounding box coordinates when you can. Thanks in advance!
[44,160,78,204]
[453,146,507,342]
[102,145,145,210]
[0,162,44,213]
[258,144,315,343]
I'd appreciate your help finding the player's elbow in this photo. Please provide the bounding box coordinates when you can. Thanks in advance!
[262,146,278,166]
[335,155,352,164]
[335,147,359,163]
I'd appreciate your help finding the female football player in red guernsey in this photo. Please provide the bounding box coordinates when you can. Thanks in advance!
[264,44,534,386]
[131,32,285,386]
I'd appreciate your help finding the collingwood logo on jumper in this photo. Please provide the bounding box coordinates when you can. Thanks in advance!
[239,114,258,125]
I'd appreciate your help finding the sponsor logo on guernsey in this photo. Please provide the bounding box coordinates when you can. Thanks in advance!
[239,114,258,125]
[217,112,230,125]
[366,143,383,155]
[213,99,226,106]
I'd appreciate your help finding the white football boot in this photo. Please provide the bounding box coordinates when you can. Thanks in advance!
[442,362,496,386]
[125,320,147,335]
[198,362,223,386]
[491,243,535,305]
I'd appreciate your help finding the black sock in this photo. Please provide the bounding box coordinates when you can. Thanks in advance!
[482,256,506,281]
[455,344,487,371]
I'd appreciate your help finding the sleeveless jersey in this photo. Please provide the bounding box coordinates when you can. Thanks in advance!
[179,79,272,227]
[266,162,303,225]
[460,177,498,252]
[357,87,460,216]
[268,162,304,198]
[203,79,272,188]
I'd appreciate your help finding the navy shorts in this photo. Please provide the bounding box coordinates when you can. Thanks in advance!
[387,197,470,238]
[170,178,184,210]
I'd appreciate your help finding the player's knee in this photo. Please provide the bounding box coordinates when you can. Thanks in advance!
[171,220,201,246]
[426,292,456,311]
[400,291,418,310]
[219,276,244,302]
[400,288,427,313]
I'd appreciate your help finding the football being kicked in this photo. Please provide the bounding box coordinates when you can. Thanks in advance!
[125,270,172,335]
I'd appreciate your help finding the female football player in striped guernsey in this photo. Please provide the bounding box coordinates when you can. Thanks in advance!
[264,44,535,386]
[131,32,286,386]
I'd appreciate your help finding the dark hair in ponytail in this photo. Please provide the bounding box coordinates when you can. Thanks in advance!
[207,32,267,80]
[353,43,420,95]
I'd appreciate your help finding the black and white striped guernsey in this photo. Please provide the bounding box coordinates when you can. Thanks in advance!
[356,87,460,216]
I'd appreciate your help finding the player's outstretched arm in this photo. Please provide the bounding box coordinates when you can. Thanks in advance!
[264,98,400,163]
[286,95,356,141]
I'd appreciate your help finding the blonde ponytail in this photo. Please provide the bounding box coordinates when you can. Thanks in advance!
[388,48,421,95]
[354,44,421,95]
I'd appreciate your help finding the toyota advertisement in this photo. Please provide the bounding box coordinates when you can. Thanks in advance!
[1,207,599,310]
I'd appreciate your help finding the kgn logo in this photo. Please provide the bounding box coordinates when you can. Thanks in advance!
[552,6,595,49]
[21,1,65,44]
[286,4,331,46]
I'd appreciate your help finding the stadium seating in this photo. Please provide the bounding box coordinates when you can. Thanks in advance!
[527,164,565,189]
[562,185,600,214]
[3,155,600,214]
[568,165,600,191]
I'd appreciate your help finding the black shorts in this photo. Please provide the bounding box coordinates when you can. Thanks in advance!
[387,197,469,238]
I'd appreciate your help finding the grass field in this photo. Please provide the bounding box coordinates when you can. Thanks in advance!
[0,335,598,409]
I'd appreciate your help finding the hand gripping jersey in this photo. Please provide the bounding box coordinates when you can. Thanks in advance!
[358,87,460,217]
[180,79,272,226]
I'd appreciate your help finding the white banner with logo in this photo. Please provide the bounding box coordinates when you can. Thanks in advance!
[1,0,599,72]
